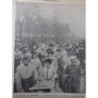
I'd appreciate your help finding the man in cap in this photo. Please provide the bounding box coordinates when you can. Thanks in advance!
[15,56,36,92]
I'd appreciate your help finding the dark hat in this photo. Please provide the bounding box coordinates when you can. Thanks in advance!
[43,58,53,64]
[48,50,54,55]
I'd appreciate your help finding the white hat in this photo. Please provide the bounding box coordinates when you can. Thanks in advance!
[70,55,80,65]
[70,55,77,61]
[24,52,32,59]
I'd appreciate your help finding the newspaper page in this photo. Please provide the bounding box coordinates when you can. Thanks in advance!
[13,0,85,98]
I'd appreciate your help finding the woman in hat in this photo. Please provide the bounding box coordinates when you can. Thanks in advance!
[41,58,57,92]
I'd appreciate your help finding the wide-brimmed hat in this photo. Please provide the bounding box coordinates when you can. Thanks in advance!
[43,58,53,64]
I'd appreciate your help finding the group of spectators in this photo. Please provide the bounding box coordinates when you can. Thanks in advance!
[14,38,85,93]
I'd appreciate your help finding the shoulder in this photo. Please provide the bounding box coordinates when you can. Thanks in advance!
[37,58,41,62]
[30,59,34,64]
[17,63,24,72]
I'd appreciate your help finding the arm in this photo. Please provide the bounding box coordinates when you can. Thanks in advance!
[34,68,45,82]
[53,58,58,73]
[15,68,24,92]
[64,51,71,69]
[51,69,57,81]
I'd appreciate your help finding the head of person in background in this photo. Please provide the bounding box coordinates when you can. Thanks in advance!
[33,44,37,50]
[48,43,53,50]
[24,47,31,54]
[15,48,19,58]
[40,47,46,56]
[15,47,23,60]
[46,44,53,54]
[70,55,80,66]
[15,43,22,51]
[60,44,66,51]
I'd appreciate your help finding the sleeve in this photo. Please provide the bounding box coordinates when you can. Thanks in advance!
[51,68,57,80]
[35,68,45,81]
[39,68,45,81]
[53,58,57,73]
[78,66,83,76]
[65,51,71,66]
[34,69,38,80]
[15,68,24,92]
[38,59,42,67]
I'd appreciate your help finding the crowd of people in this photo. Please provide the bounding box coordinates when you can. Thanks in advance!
[14,37,85,93]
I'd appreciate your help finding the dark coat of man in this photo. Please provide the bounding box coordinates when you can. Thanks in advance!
[63,64,82,93]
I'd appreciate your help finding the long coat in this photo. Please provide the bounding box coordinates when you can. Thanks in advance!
[64,64,82,93]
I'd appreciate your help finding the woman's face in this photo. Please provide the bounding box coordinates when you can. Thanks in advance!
[71,58,80,65]
[48,53,53,58]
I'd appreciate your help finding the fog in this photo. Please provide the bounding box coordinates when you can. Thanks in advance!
[16,2,85,39]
